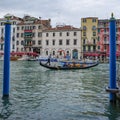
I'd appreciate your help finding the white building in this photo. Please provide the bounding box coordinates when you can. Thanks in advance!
[0,14,22,53]
[0,14,82,60]
[42,25,82,59]
[0,14,51,55]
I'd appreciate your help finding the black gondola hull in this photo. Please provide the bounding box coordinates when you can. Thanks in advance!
[39,61,99,70]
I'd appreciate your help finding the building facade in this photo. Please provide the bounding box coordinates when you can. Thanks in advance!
[0,14,22,53]
[15,15,51,54]
[81,17,98,57]
[0,14,51,55]
[42,25,82,59]
[97,19,120,59]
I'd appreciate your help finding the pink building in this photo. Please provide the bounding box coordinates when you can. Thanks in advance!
[97,19,120,59]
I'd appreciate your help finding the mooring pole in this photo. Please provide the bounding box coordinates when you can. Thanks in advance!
[3,18,11,98]
[109,13,117,103]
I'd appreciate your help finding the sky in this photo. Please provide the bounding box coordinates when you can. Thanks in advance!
[0,0,120,27]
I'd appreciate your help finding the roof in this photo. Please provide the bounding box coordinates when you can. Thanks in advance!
[43,25,80,32]
[17,19,51,27]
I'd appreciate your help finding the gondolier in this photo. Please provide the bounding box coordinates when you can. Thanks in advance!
[46,54,51,65]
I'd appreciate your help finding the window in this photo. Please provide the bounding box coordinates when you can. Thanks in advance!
[83,39,86,44]
[33,26,36,29]
[59,39,62,45]
[93,32,96,36]
[13,28,15,33]
[93,46,96,51]
[98,29,100,33]
[88,46,91,52]
[53,32,55,37]
[46,33,49,37]
[1,28,4,34]
[21,33,24,37]
[12,44,15,49]
[52,40,55,45]
[66,39,70,45]
[38,40,41,45]
[1,44,3,50]
[53,51,55,55]
[38,25,41,29]
[13,21,16,25]
[67,51,69,54]
[12,36,15,41]
[92,26,96,30]
[21,48,24,51]
[98,46,100,50]
[83,26,87,30]
[66,32,69,36]
[83,46,86,52]
[46,40,49,45]
[93,39,96,44]
[59,32,62,36]
[17,27,19,30]
[32,33,35,37]
[74,32,77,36]
[1,22,4,26]
[22,26,24,30]
[21,41,24,45]
[104,37,107,42]
[98,36,100,41]
[32,40,35,45]
[16,41,19,45]
[83,18,86,22]
[92,18,96,22]
[16,33,19,38]
[17,48,19,52]
[83,32,86,36]
[74,39,77,45]
[46,51,48,55]
[116,37,118,41]
[38,32,42,37]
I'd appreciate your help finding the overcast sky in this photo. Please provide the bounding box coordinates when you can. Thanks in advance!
[0,0,120,27]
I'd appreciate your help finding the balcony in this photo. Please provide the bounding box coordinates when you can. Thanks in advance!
[23,40,33,47]
[24,43,33,47]
[103,41,109,44]
[116,41,120,44]
[83,41,96,46]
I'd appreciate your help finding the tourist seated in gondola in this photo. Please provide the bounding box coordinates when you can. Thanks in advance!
[63,62,69,67]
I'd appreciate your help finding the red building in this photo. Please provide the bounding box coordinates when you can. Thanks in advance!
[97,19,120,60]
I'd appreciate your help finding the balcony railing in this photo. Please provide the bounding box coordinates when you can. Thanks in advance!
[83,41,96,45]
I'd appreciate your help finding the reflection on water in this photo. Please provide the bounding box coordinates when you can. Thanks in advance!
[0,98,12,119]
[0,61,120,120]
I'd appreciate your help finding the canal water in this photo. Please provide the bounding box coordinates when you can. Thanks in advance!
[0,61,120,120]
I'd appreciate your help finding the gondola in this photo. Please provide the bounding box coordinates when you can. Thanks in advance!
[39,61,99,70]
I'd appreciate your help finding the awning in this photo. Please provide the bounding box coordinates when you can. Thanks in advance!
[106,52,120,57]
[84,53,100,56]
[26,52,39,56]
[10,52,39,56]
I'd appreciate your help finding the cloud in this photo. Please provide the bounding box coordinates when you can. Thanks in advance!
[0,0,120,27]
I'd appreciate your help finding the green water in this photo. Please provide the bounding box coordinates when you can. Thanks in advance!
[0,61,120,120]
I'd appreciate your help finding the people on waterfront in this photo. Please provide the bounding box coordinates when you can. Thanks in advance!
[46,54,51,65]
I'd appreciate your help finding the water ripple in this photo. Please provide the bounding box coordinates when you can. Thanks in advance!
[0,61,120,120]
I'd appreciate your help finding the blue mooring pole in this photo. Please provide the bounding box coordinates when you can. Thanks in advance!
[109,13,116,103]
[3,19,11,98]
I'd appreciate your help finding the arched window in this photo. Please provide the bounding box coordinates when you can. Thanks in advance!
[83,26,87,30]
